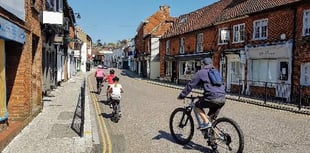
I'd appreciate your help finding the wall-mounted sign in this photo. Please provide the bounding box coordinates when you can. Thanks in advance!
[0,17,25,44]
[0,0,25,21]
[248,44,291,59]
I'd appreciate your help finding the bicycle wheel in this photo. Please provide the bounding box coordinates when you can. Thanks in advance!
[169,108,194,145]
[212,117,244,153]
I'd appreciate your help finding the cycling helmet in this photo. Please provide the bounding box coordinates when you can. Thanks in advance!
[110,69,115,74]
[112,76,119,82]
[97,65,102,68]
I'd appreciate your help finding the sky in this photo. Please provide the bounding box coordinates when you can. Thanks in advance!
[67,0,218,44]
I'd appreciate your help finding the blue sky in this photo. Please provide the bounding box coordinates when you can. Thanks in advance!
[67,0,217,43]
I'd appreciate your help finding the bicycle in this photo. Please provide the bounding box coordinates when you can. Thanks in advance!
[97,80,103,94]
[169,95,244,153]
[110,99,121,123]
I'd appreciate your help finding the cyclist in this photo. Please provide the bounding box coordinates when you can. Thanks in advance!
[177,57,226,129]
[107,76,124,116]
[104,69,116,107]
[94,65,105,94]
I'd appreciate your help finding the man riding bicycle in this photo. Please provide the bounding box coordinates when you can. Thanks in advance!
[94,65,105,94]
[177,57,226,129]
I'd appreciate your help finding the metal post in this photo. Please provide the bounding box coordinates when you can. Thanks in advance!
[264,82,267,104]
[299,85,302,110]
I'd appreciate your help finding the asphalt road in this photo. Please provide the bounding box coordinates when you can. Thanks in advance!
[89,69,310,153]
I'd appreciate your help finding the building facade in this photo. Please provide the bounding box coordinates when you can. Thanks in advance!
[160,0,310,106]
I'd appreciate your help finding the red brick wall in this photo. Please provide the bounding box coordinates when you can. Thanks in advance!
[293,3,310,94]
[4,0,43,121]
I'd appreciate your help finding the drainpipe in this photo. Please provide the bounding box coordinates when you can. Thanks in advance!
[290,6,297,102]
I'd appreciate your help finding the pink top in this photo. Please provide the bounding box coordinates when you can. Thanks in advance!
[105,74,115,84]
[95,69,105,78]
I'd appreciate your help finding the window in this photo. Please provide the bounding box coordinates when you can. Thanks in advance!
[180,37,185,54]
[166,40,170,55]
[303,9,310,36]
[196,33,203,52]
[230,61,242,83]
[301,63,310,85]
[279,61,288,81]
[165,61,172,76]
[233,24,245,43]
[251,60,277,82]
[253,19,268,40]
[218,28,229,44]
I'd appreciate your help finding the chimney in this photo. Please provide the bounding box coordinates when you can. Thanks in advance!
[159,5,170,17]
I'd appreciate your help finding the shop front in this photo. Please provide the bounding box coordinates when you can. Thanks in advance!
[0,16,25,122]
[176,52,213,84]
[246,42,292,101]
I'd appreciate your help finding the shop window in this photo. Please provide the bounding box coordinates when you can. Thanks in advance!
[251,59,277,83]
[301,63,310,85]
[165,61,172,76]
[231,61,242,83]
[279,61,288,81]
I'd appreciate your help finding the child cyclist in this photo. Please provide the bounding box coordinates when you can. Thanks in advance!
[108,76,124,116]
[94,65,105,94]
[104,69,115,107]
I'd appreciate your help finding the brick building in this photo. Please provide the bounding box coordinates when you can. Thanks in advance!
[0,0,43,150]
[135,5,172,78]
[160,0,310,105]
[0,0,78,151]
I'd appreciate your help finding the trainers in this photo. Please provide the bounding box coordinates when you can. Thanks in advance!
[199,122,212,130]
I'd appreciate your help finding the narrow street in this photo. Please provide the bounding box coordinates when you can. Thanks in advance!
[88,69,310,153]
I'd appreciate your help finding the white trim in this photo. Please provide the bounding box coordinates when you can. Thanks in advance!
[303,9,310,36]
[180,37,185,54]
[233,23,245,43]
[218,27,229,45]
[253,18,268,40]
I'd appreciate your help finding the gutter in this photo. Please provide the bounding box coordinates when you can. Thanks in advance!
[290,6,297,102]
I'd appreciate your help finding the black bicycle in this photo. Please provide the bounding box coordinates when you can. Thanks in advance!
[169,95,244,153]
[97,79,103,94]
[111,99,121,123]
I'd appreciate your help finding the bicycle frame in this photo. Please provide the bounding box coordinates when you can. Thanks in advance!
[184,96,205,128]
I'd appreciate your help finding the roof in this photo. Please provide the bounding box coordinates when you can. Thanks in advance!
[162,0,303,39]
[163,0,232,38]
[215,0,302,23]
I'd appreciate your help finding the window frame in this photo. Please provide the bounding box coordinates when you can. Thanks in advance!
[165,40,170,55]
[180,37,185,54]
[253,19,268,40]
[303,9,310,36]
[218,28,229,45]
[233,23,245,43]
[301,62,310,86]
[196,33,203,52]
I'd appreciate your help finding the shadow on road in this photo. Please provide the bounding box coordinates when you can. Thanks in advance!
[71,79,85,137]
[152,130,213,153]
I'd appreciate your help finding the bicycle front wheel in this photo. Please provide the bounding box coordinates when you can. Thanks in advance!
[212,117,244,153]
[169,107,194,145]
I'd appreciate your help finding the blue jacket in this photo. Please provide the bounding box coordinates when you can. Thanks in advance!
[180,64,226,100]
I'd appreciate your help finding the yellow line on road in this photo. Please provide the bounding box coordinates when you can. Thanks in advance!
[88,76,112,153]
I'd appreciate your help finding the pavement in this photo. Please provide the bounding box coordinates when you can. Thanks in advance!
[2,71,94,153]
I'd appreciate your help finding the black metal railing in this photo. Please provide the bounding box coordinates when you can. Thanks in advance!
[226,80,310,110]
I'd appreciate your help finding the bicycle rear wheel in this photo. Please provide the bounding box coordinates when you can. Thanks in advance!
[212,117,244,153]
[169,108,194,145]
